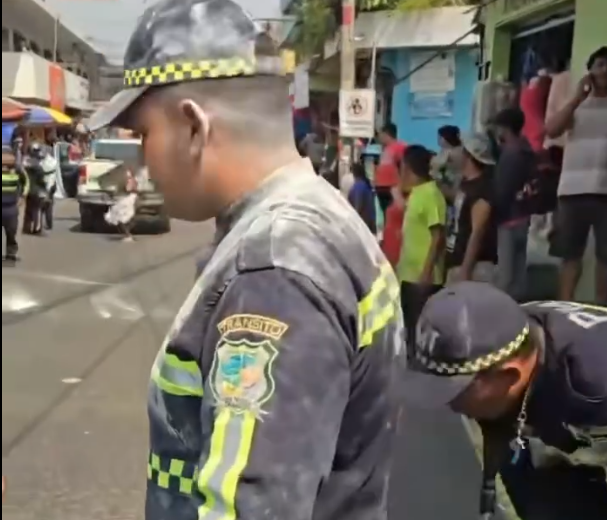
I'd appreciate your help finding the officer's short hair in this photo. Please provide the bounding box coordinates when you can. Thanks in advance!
[160,32,292,147]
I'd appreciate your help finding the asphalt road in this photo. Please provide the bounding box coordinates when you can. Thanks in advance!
[2,200,487,519]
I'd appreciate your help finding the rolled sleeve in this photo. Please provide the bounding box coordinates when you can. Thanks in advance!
[197,268,352,520]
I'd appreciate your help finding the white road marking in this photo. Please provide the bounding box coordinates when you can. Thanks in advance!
[61,378,82,384]
[3,269,111,287]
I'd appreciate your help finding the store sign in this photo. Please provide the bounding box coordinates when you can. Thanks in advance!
[503,0,547,13]
[48,63,66,112]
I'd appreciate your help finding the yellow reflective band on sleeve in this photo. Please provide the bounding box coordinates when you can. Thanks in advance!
[148,452,199,495]
[198,409,257,519]
[2,172,20,192]
[358,263,400,348]
[151,353,204,397]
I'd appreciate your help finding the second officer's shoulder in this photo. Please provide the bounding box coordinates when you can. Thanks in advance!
[523,301,606,424]
[236,163,389,307]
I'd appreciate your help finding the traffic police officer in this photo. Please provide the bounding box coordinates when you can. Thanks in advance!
[2,151,28,261]
[87,1,405,519]
[403,282,606,519]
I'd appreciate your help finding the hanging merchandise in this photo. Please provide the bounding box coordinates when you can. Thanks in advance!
[520,72,551,151]
[544,70,572,148]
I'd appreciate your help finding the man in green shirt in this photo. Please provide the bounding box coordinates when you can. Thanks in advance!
[398,145,447,350]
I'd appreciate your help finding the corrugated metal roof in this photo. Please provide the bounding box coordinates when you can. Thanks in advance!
[354,7,479,50]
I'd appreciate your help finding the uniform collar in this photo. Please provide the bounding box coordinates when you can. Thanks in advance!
[214,158,315,242]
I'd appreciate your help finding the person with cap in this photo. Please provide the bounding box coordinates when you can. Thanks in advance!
[404,282,606,519]
[445,133,498,284]
[2,149,28,261]
[86,1,405,519]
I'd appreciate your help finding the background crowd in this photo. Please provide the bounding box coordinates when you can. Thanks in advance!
[315,46,606,343]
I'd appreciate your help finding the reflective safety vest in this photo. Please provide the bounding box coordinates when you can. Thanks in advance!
[2,169,27,205]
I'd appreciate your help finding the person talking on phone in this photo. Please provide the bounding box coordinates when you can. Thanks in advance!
[545,46,607,304]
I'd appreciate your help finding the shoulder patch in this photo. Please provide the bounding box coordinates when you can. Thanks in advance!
[217,314,288,340]
[210,338,278,418]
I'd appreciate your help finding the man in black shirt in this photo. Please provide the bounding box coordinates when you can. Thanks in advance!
[492,108,536,300]
[446,133,498,283]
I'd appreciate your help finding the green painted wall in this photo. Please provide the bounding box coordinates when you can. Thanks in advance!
[570,0,607,79]
[484,0,605,81]
[483,0,579,80]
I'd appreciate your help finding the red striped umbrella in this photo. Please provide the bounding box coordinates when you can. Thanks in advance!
[2,97,29,121]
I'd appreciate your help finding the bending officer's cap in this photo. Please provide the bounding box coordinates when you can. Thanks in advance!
[88,0,295,131]
[403,282,529,409]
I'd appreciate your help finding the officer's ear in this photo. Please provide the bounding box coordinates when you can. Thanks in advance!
[499,366,521,387]
[177,99,210,161]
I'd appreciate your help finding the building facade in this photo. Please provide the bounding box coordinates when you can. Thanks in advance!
[359,8,479,150]
[481,0,605,82]
[2,0,104,112]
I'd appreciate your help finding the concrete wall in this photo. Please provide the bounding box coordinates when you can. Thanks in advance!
[2,52,90,110]
[2,0,102,100]
[380,47,479,151]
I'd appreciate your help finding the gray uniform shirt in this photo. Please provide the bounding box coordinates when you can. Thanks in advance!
[558,96,607,196]
[146,159,405,520]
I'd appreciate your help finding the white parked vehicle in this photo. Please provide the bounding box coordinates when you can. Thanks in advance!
[76,138,170,233]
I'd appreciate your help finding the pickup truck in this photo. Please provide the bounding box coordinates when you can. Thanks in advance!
[76,138,170,233]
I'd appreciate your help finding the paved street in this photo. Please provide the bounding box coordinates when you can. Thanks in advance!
[3,200,486,519]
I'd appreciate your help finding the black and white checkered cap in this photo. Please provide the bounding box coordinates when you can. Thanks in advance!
[403,282,529,408]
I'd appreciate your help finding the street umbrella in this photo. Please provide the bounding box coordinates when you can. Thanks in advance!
[2,97,29,121]
[24,106,72,126]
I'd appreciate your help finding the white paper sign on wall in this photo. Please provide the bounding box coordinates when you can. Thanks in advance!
[339,88,376,138]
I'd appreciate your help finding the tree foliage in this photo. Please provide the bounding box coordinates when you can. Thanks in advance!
[293,0,479,58]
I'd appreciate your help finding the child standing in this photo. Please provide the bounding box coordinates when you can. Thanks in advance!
[105,169,137,242]
[397,145,447,350]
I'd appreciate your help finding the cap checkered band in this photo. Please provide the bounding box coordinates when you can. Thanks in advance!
[123,50,295,88]
[415,324,530,376]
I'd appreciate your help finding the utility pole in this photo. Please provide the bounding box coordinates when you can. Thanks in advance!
[338,0,356,186]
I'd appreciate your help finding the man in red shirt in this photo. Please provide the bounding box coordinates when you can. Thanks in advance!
[375,123,406,219]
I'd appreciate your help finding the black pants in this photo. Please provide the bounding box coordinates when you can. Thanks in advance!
[400,282,442,355]
[375,187,393,222]
[499,450,607,519]
[2,205,19,258]
[23,195,42,234]
[44,188,55,230]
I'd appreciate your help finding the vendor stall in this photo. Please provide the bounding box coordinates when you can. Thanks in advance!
[23,107,72,126]
[2,97,29,121]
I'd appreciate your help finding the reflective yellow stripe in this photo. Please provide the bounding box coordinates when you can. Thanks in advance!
[358,263,400,348]
[198,409,257,519]
[148,452,198,495]
[2,171,22,193]
[151,353,203,397]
